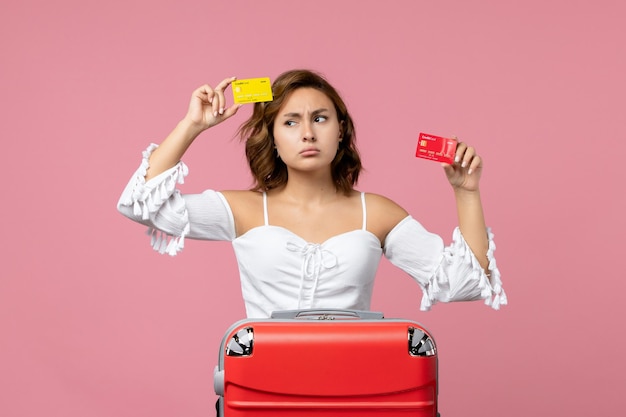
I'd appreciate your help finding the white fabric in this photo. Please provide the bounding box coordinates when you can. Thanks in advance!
[117,144,507,317]
[233,191,382,317]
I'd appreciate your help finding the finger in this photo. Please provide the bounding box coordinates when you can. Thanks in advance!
[215,88,227,116]
[468,154,482,175]
[454,140,467,164]
[461,146,476,169]
[219,86,229,115]
[212,83,230,116]
[441,162,455,177]
[211,98,219,117]
[206,87,216,105]
[214,76,237,116]
[194,84,215,104]
[210,87,223,117]
[214,76,237,92]
[222,103,243,119]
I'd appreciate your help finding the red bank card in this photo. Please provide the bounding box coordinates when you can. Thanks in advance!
[415,133,457,164]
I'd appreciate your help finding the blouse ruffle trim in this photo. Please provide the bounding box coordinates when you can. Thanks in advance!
[420,227,507,311]
[119,143,190,256]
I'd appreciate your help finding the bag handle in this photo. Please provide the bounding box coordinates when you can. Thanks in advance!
[270,309,384,320]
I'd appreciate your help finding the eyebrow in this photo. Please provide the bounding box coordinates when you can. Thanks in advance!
[281,108,330,118]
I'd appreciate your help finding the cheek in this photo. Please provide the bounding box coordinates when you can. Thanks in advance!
[272,126,283,146]
[274,126,300,145]
[272,130,292,153]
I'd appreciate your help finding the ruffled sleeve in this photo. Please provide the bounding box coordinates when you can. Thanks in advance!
[383,216,506,311]
[117,144,236,256]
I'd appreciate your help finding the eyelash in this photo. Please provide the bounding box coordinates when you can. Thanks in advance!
[284,116,327,126]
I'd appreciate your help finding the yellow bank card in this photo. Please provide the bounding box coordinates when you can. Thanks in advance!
[232,77,273,104]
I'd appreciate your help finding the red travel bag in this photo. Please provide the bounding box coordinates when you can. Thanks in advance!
[213,309,438,416]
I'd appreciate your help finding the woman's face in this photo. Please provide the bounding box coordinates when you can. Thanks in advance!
[272,87,343,174]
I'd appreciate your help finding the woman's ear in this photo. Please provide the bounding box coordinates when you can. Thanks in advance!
[339,120,344,141]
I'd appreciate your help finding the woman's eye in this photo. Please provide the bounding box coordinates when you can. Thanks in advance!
[285,120,296,126]
[314,116,327,123]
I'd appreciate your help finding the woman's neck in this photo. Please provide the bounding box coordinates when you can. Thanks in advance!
[272,171,342,204]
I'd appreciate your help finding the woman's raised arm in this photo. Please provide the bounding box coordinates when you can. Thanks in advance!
[145,77,242,180]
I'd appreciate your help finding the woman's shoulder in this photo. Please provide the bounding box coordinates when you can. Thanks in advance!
[363,192,408,215]
[219,190,265,236]
[220,189,263,201]
[362,192,410,242]
[219,189,266,213]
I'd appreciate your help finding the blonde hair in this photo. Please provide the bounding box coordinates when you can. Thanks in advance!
[238,69,362,194]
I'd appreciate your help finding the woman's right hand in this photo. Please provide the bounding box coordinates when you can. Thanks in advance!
[143,77,243,181]
[184,76,242,131]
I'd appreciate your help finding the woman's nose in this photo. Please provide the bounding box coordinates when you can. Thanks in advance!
[302,120,315,141]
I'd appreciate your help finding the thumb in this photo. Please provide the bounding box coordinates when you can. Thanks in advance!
[222,103,243,119]
[441,162,455,177]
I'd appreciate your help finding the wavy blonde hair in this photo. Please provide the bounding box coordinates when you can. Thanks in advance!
[238,69,362,194]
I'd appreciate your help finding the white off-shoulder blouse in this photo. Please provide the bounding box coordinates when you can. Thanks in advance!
[117,144,506,317]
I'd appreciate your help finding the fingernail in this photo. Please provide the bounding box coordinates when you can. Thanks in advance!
[213,111,218,117]
[455,156,460,163]
[219,108,224,114]
[462,161,467,168]
[468,168,473,175]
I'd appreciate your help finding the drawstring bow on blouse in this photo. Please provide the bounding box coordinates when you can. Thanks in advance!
[286,241,338,307]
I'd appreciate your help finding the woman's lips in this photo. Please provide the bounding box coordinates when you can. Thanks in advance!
[299,148,320,156]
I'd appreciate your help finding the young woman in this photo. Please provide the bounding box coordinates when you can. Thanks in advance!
[117,69,506,317]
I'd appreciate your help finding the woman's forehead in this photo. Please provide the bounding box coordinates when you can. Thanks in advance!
[279,87,335,113]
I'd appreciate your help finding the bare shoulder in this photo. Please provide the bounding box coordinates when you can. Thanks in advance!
[365,192,409,219]
[220,190,265,236]
[220,189,262,205]
[363,192,409,243]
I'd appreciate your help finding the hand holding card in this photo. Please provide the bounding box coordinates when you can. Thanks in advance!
[415,133,458,164]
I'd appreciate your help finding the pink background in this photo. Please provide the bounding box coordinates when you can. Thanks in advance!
[2,0,625,415]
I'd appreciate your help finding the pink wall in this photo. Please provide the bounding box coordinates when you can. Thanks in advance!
[2,0,625,415]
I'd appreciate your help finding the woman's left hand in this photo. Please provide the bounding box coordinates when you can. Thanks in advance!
[442,139,483,192]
